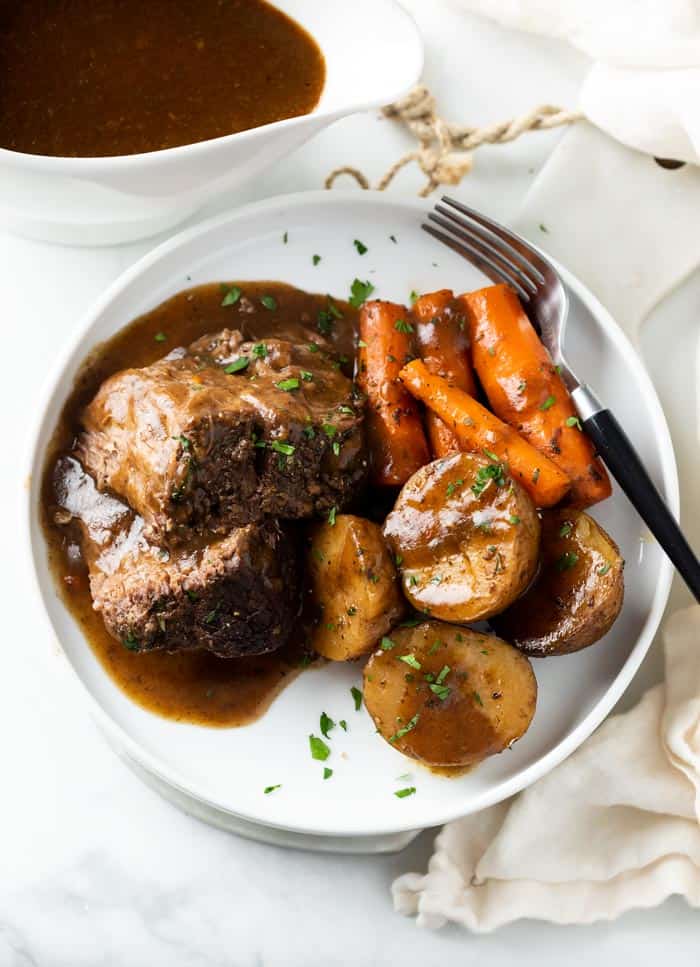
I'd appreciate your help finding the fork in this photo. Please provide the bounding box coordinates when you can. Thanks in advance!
[424,195,700,601]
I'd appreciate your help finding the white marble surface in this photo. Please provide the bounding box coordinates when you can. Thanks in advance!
[2,3,699,963]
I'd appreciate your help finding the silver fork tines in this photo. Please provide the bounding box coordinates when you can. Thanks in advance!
[423,195,572,383]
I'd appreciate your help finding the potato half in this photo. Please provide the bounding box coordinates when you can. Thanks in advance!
[306,515,405,661]
[493,508,624,656]
[363,621,537,768]
[382,452,540,623]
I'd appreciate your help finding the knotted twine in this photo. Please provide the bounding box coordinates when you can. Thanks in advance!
[325,85,582,196]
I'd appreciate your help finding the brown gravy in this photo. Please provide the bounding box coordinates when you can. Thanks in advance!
[0,0,325,158]
[42,282,359,727]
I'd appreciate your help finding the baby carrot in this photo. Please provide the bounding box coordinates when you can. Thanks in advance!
[399,359,571,507]
[413,289,478,458]
[357,301,430,486]
[461,284,611,507]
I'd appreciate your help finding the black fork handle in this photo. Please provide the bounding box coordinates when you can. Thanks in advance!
[572,385,700,601]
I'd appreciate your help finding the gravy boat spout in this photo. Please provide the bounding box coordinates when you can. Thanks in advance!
[0,0,423,246]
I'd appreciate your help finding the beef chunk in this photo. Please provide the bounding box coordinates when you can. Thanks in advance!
[78,331,366,544]
[54,457,299,658]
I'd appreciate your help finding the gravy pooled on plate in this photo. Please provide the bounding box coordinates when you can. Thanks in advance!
[0,0,325,157]
[41,283,359,727]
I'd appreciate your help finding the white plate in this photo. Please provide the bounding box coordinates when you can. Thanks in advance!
[26,191,677,840]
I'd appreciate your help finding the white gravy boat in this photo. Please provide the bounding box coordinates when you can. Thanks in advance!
[0,0,423,246]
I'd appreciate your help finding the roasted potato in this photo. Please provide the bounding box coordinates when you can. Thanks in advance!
[363,621,537,768]
[306,515,405,661]
[493,508,624,656]
[382,452,540,623]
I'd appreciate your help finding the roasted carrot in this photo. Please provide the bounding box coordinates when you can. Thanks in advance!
[399,359,571,507]
[461,284,611,507]
[413,289,478,458]
[357,301,430,486]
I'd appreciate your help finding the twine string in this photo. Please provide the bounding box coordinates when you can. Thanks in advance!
[325,85,583,197]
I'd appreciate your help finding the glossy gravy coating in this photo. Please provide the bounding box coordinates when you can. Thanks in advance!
[42,283,359,727]
[0,0,325,157]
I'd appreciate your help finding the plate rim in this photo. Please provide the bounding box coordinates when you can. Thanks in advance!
[24,190,678,837]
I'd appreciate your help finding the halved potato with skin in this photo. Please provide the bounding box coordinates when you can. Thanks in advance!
[306,515,405,661]
[493,508,624,656]
[382,452,540,623]
[363,621,537,768]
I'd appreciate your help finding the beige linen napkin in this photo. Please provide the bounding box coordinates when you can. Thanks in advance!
[392,49,700,925]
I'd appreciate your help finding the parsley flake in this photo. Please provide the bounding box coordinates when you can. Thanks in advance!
[320,712,335,739]
[351,686,363,711]
[540,395,556,411]
[276,378,300,392]
[224,357,250,375]
[154,332,167,343]
[349,279,375,308]
[309,735,330,761]
[221,285,241,307]
[353,239,368,255]
[394,787,416,798]
[264,784,281,794]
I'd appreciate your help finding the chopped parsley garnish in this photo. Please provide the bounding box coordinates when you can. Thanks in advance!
[381,636,396,651]
[509,515,521,525]
[251,342,268,358]
[539,223,549,233]
[339,720,348,731]
[351,686,363,711]
[556,551,579,572]
[539,395,556,411]
[446,479,464,498]
[261,294,277,311]
[518,380,527,392]
[303,426,316,439]
[320,712,335,739]
[394,787,416,798]
[283,231,288,244]
[309,735,330,761]
[390,713,419,743]
[332,441,341,457]
[394,318,414,334]
[270,440,295,456]
[123,632,139,652]
[559,522,573,538]
[349,278,375,308]
[473,691,484,707]
[409,290,420,304]
[300,370,313,382]
[597,562,612,575]
[276,378,300,392]
[399,654,421,670]
[328,506,337,526]
[566,416,583,430]
[353,239,368,255]
[174,434,191,450]
[221,285,242,307]
[308,342,320,353]
[483,448,500,462]
[224,357,250,374]
[323,767,333,780]
[429,684,450,701]
[322,423,337,438]
[472,461,506,497]
[390,234,398,244]
[154,332,167,343]
[264,784,281,794]
[312,254,322,266]
[357,339,368,348]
